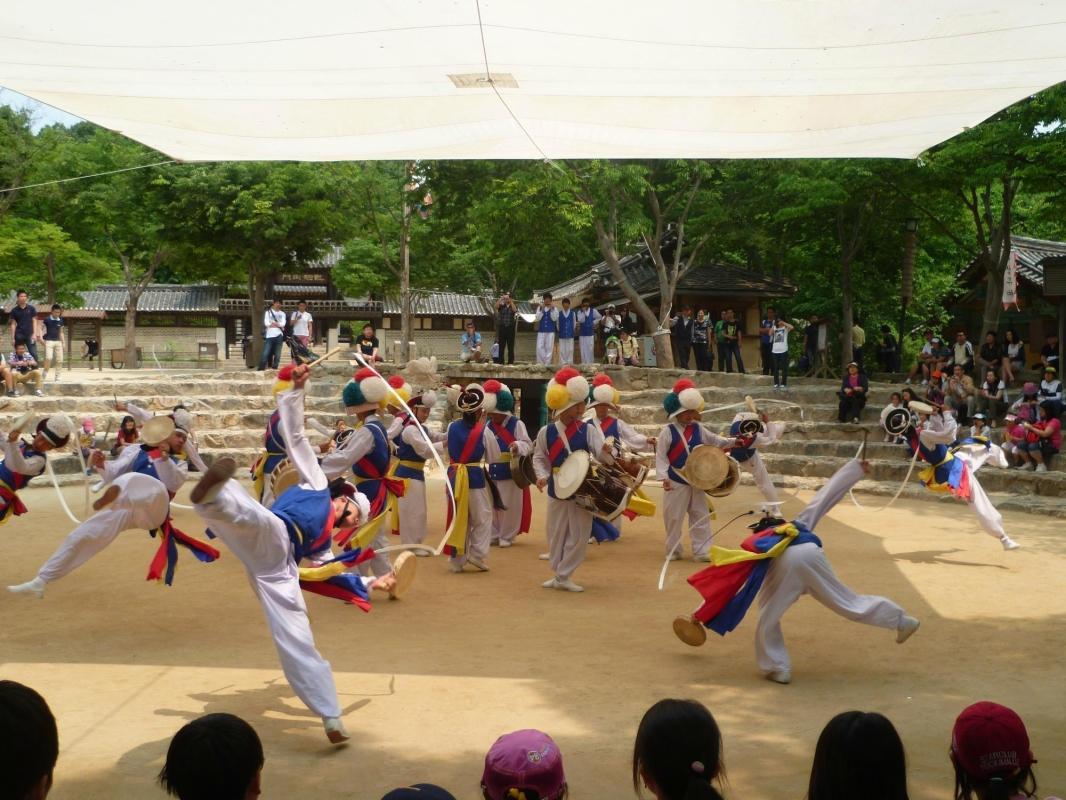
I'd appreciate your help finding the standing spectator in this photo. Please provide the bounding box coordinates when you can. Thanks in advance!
[950,330,975,374]
[619,329,639,366]
[622,307,640,335]
[632,698,725,800]
[946,364,977,423]
[1002,328,1025,385]
[356,323,383,362]
[838,361,869,423]
[876,325,900,373]
[976,331,1001,375]
[158,713,264,800]
[721,309,745,374]
[0,680,58,800]
[600,304,622,340]
[802,314,820,375]
[906,329,936,385]
[670,307,694,369]
[256,299,285,370]
[8,290,40,362]
[807,711,909,800]
[482,730,567,800]
[692,309,712,371]
[851,316,866,370]
[494,292,517,364]
[82,336,99,367]
[460,320,484,362]
[1038,332,1059,372]
[770,317,794,389]
[289,300,314,351]
[714,310,729,372]
[949,701,1052,800]
[556,297,576,365]
[925,370,946,407]
[534,292,559,366]
[1017,401,1061,472]
[1039,366,1063,418]
[8,340,44,397]
[575,297,600,365]
[759,306,777,375]
[41,304,64,382]
[975,368,1006,422]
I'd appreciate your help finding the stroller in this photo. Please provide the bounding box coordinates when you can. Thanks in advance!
[285,335,320,365]
[604,335,621,365]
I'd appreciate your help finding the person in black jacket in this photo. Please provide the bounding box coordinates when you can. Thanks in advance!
[670,307,694,369]
[838,362,870,423]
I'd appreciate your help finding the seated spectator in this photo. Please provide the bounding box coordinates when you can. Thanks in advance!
[604,333,622,366]
[619,329,639,366]
[906,329,936,385]
[113,414,140,455]
[930,336,952,376]
[949,331,975,374]
[7,339,43,397]
[1016,401,1061,473]
[969,413,992,441]
[950,701,1060,800]
[880,391,905,443]
[78,417,97,471]
[807,710,909,800]
[838,362,869,423]
[633,698,724,800]
[1002,414,1027,468]
[925,371,946,407]
[1002,328,1025,385]
[876,325,900,373]
[946,364,977,424]
[977,331,1002,375]
[0,679,59,800]
[158,713,263,800]
[1009,383,1041,422]
[357,324,383,363]
[1037,333,1059,373]
[382,785,457,800]
[900,386,921,408]
[460,320,484,363]
[974,369,1006,423]
[1038,367,1063,418]
[481,729,567,800]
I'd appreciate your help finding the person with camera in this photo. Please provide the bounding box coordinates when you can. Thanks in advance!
[494,292,517,364]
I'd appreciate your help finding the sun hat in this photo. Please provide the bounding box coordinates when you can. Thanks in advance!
[481,730,566,800]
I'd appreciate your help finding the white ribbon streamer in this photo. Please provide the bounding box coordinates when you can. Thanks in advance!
[848,436,921,512]
[46,459,83,525]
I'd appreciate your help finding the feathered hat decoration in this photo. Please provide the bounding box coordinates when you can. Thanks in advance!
[588,373,620,409]
[482,379,515,415]
[386,374,412,407]
[545,367,590,416]
[663,378,704,419]
[342,367,389,413]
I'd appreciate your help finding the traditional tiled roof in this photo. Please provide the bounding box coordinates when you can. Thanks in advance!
[2,285,220,313]
[959,235,1066,289]
[380,291,535,317]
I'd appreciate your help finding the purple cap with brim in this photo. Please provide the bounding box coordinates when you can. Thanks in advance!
[482,730,567,800]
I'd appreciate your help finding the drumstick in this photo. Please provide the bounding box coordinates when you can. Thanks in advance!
[306,346,344,368]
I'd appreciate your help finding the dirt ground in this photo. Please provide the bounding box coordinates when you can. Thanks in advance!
[1,476,1063,800]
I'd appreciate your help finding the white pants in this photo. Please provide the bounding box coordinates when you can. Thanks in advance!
[44,340,64,369]
[37,473,170,583]
[662,484,712,558]
[755,542,906,673]
[546,496,592,580]
[965,473,1008,541]
[397,478,427,545]
[194,481,341,719]
[359,527,394,578]
[492,480,525,544]
[579,335,595,365]
[557,337,575,365]
[536,332,555,365]
[450,486,493,566]
[742,453,780,508]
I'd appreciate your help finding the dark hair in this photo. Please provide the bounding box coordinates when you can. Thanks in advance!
[1004,328,1018,344]
[985,330,996,339]
[952,757,1037,800]
[271,298,281,305]
[158,713,263,800]
[363,323,374,331]
[807,711,908,800]
[121,415,138,432]
[900,387,917,404]
[14,338,27,348]
[51,304,62,311]
[542,292,553,301]
[766,306,775,313]
[890,391,902,403]
[562,297,571,304]
[482,789,567,800]
[0,680,59,800]
[298,299,307,305]
[633,699,724,800]
[16,289,27,298]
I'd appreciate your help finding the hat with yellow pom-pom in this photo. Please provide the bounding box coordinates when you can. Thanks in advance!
[587,373,620,409]
[385,374,412,408]
[482,379,515,415]
[271,364,298,396]
[545,367,590,417]
[663,378,704,419]
[342,367,389,414]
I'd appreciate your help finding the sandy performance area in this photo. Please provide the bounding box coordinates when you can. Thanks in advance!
[1,475,1063,800]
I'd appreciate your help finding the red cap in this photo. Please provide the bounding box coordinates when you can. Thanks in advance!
[951,702,1033,780]
[932,370,943,379]
[481,730,566,800]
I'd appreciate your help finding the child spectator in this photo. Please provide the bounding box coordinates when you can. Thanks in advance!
[881,392,905,443]
[41,304,64,382]
[460,320,484,363]
[481,729,567,800]
[1002,328,1025,385]
[1002,414,1027,468]
[357,324,383,362]
[78,417,96,471]
[925,371,946,407]
[113,414,140,455]
[975,369,1006,422]
[1009,383,1040,422]
[619,329,639,366]
[838,362,869,423]
[1038,367,1062,418]
[970,413,992,441]
[1017,401,1061,473]
[158,713,263,800]
[633,698,725,800]
[0,679,59,800]
[807,710,909,800]
[8,339,44,397]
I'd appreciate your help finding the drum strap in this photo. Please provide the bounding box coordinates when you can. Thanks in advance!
[547,420,582,463]
[667,423,698,464]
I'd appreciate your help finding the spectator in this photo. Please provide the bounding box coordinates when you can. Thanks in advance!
[925,371,946,407]
[1017,401,1061,472]
[946,364,977,424]
[556,297,577,366]
[969,413,991,441]
[113,414,139,455]
[759,306,777,376]
[802,315,819,376]
[949,701,1057,800]
[900,386,921,408]
[838,361,869,423]
[460,320,484,363]
[575,297,600,365]
[356,323,383,363]
[670,307,694,369]
[0,679,58,800]
[78,417,96,465]
[619,329,639,366]
[1002,328,1025,385]
[852,316,866,369]
[481,729,567,800]
[159,713,263,800]
[41,304,64,383]
[257,299,286,370]
[974,368,1006,422]
[1038,367,1063,418]
[929,336,952,376]
[721,309,745,374]
[600,304,622,341]
[976,331,1001,375]
[950,330,975,374]
[906,329,936,385]
[622,307,641,335]
[807,710,909,800]
[692,309,712,371]
[633,698,724,800]
[289,300,314,350]
[82,336,99,366]
[1002,414,1027,468]
[714,310,728,372]
[494,292,518,365]
[8,290,40,362]
[1009,382,1040,422]
[875,325,900,373]
[8,339,43,397]
[770,317,794,389]
[881,391,905,443]
[1038,333,1059,373]
[382,786,457,800]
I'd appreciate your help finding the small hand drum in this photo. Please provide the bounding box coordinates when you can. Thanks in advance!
[553,450,590,499]
[680,445,730,490]
[673,615,707,647]
[269,459,300,500]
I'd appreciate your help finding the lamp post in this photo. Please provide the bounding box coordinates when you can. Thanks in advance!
[899,218,918,369]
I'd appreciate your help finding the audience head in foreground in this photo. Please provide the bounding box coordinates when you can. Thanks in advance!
[633,699,725,800]
[0,680,58,800]
[158,713,263,800]
[807,710,909,800]
[482,729,568,800]
[951,701,1046,800]
[381,785,457,800]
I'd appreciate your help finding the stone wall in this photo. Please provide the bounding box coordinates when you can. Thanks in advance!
[64,324,226,366]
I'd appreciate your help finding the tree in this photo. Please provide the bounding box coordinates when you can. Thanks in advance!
[0,105,34,220]
[0,216,111,305]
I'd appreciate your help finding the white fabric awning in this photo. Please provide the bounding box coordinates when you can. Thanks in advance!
[3,1,1065,161]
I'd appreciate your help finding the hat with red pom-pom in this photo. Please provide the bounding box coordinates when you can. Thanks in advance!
[272,364,297,396]
[482,379,516,415]
[342,367,389,413]
[545,367,590,417]
[588,373,620,409]
[409,388,438,409]
[385,374,412,408]
[663,378,704,419]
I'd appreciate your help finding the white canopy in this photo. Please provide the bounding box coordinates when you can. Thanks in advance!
[3,1,1065,161]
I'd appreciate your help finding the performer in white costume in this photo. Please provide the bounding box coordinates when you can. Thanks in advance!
[483,380,533,547]
[534,293,559,366]
[726,402,785,513]
[389,385,445,550]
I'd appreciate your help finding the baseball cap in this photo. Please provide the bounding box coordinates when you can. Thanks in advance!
[381,786,456,800]
[972,413,987,421]
[482,730,567,800]
[1023,382,1038,396]
[931,336,941,343]
[951,702,1034,780]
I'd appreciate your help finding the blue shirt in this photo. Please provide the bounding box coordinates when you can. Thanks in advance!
[461,331,482,351]
[8,305,36,341]
[43,316,63,341]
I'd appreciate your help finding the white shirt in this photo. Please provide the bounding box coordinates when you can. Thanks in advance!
[290,310,313,337]
[263,308,286,339]
[771,326,790,354]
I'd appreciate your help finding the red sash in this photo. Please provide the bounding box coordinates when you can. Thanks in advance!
[600,417,615,434]
[490,420,531,534]
[457,421,487,464]
[547,421,581,463]
[491,420,516,449]
[667,423,697,464]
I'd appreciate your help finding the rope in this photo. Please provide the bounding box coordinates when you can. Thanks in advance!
[847,437,921,511]
[0,160,177,194]
[46,459,83,525]
[656,507,755,591]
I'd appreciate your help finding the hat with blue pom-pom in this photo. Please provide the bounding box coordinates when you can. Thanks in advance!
[588,373,619,409]
[342,367,389,413]
[482,379,516,415]
[663,378,704,420]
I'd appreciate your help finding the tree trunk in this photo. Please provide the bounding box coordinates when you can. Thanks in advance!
[44,251,56,305]
[399,199,412,363]
[981,259,1004,338]
[840,255,854,372]
[247,269,267,367]
[124,292,141,369]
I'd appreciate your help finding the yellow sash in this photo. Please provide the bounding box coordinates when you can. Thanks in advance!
[710,523,798,566]
[625,486,656,517]
[443,464,474,556]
